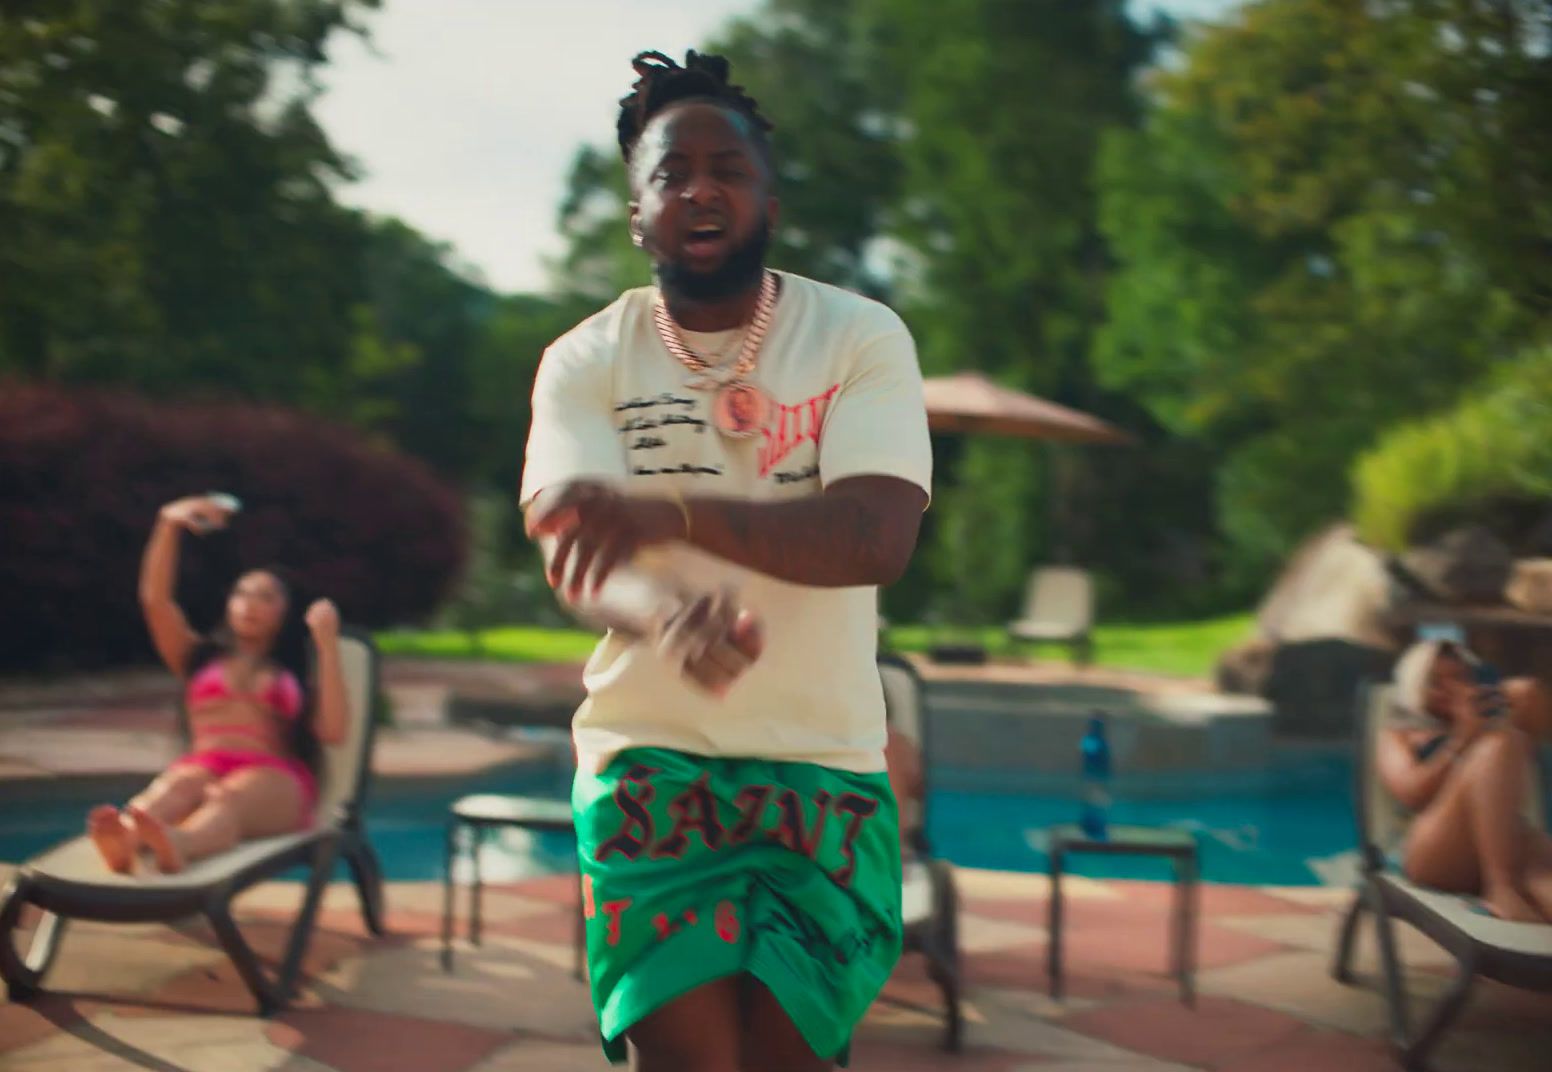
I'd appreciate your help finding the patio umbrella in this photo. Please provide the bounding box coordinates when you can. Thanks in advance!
[919,372,1132,663]
[922,371,1133,445]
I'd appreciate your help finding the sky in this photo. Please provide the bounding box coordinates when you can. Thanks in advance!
[314,0,1239,295]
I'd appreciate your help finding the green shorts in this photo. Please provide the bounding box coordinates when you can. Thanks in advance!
[574,747,903,1066]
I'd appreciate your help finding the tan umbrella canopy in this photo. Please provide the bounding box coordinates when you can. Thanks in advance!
[922,371,1133,445]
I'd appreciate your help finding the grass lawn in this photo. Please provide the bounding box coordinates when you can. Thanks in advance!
[884,613,1254,678]
[376,625,599,663]
[378,612,1254,679]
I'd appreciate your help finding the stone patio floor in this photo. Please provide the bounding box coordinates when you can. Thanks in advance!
[3,865,1549,1071]
[4,658,1550,1068]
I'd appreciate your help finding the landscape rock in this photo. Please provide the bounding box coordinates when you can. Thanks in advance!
[1505,558,1552,615]
[1399,525,1513,604]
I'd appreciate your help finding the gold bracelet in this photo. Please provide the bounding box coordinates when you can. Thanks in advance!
[666,485,691,540]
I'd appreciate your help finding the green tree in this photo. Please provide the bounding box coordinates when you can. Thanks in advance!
[550,0,904,302]
[1097,0,1552,583]
[551,145,649,303]
[547,0,1205,620]
[469,289,605,492]
[870,0,1159,389]
[862,0,1167,618]
[0,0,379,398]
[354,217,491,478]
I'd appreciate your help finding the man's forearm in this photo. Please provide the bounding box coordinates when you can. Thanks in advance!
[540,535,680,639]
[681,488,913,588]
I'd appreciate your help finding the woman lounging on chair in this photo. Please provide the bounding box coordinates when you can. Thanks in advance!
[87,494,348,874]
[1379,639,1552,922]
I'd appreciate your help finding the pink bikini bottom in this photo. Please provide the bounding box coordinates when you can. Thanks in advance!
[171,749,318,829]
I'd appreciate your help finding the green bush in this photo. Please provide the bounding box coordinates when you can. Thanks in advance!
[1353,344,1552,552]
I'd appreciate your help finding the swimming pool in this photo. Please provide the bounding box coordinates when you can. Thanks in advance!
[0,748,1394,887]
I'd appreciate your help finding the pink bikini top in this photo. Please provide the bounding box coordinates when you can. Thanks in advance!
[187,661,303,720]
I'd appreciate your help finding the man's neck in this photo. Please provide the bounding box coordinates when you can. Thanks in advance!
[661,274,766,333]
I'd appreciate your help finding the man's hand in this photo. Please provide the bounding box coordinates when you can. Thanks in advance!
[526,482,686,601]
[654,590,764,698]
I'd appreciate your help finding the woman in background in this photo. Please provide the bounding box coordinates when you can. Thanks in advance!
[1380,639,1552,922]
[87,494,348,874]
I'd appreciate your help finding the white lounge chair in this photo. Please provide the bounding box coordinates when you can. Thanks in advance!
[1330,682,1552,1070]
[1007,567,1094,665]
[879,651,962,1051]
[0,629,386,1013]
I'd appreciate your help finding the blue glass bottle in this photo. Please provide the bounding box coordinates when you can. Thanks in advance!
[1079,713,1111,840]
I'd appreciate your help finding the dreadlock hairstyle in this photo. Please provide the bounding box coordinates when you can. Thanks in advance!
[616,50,774,167]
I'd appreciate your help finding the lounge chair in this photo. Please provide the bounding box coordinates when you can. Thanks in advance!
[879,651,963,1051]
[1330,682,1552,1070]
[1007,567,1094,666]
[0,628,386,1013]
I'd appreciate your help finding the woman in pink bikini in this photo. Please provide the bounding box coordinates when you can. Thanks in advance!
[86,494,349,874]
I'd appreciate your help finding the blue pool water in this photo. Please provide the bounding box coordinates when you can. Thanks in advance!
[0,749,1375,887]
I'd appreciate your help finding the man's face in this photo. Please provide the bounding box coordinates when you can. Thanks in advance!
[629,101,778,302]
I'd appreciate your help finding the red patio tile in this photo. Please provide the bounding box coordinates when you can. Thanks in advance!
[268,1006,512,1072]
[480,905,577,946]
[261,903,438,942]
[1055,914,1285,975]
[1064,995,1310,1067]
[0,996,81,1055]
[878,954,948,1011]
[1212,1029,1396,1072]
[1460,981,1552,1028]
[1107,880,1324,917]
[966,897,1044,927]
[492,874,579,908]
[849,1035,1029,1071]
[126,957,326,1017]
[174,917,376,978]
[961,943,1173,999]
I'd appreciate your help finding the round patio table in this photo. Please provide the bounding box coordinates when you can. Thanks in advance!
[439,795,583,979]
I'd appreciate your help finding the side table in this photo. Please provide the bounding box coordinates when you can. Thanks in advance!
[440,795,583,979]
[1046,823,1199,1004]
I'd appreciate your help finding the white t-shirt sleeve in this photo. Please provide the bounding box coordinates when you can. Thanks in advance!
[519,339,626,508]
[818,327,933,498]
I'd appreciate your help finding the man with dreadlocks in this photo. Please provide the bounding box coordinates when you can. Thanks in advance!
[521,49,931,1071]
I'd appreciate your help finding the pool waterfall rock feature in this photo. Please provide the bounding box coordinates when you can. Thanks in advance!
[1398,524,1514,604]
[1219,520,1552,737]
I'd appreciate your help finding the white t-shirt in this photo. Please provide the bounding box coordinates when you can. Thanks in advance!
[519,271,932,773]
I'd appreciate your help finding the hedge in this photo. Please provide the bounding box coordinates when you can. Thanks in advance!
[0,383,467,671]
[1352,344,1552,553]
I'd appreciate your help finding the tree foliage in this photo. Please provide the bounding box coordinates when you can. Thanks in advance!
[1097,0,1552,579]
[0,0,381,398]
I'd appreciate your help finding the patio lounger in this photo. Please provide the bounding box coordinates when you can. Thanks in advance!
[879,651,963,1051]
[1007,567,1094,666]
[1330,682,1552,1070]
[0,629,386,1014]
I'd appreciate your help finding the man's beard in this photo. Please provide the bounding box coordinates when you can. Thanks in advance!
[654,221,769,303]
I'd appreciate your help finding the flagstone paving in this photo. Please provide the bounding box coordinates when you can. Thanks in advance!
[3,864,1548,1071]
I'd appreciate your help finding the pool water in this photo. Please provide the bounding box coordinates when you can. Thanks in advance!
[935,752,1359,887]
[0,750,1387,887]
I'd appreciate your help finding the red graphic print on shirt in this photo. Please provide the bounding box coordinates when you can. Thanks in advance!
[757,385,839,478]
